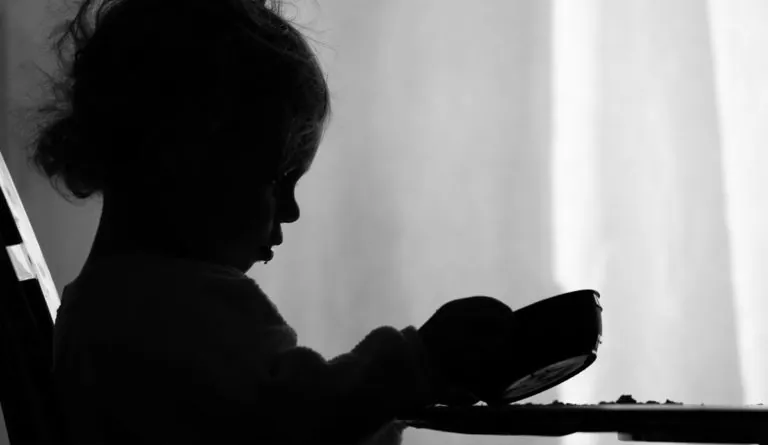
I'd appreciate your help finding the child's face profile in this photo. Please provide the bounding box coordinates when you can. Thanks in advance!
[171,158,308,273]
[227,164,304,268]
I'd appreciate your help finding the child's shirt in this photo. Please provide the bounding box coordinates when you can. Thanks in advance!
[52,252,434,444]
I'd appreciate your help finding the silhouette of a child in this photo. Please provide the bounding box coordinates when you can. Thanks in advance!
[26,1,521,443]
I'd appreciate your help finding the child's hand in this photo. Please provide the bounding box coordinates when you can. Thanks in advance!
[418,296,521,405]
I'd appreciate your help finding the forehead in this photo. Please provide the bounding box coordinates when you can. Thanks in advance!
[276,113,327,176]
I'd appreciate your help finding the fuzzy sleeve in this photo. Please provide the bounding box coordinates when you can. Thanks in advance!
[98,277,437,445]
[246,324,433,444]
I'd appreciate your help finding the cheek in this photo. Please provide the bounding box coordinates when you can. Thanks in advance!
[245,192,278,233]
[208,191,273,236]
[257,190,277,219]
[217,208,272,246]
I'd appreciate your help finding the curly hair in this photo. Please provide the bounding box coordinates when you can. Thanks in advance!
[25,0,331,203]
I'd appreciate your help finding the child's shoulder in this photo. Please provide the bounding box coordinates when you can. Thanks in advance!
[53,252,299,392]
[79,251,248,283]
[59,251,280,325]
[72,251,253,295]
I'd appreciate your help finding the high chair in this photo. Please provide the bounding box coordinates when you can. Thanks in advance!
[0,149,68,444]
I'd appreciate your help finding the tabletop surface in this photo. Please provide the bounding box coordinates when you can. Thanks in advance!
[404,403,768,444]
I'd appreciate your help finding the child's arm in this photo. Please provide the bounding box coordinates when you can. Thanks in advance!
[100,287,438,445]
[245,324,434,444]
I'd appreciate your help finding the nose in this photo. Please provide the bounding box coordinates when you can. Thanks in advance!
[277,195,300,224]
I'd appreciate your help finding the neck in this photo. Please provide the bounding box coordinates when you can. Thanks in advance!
[84,193,254,274]
[85,198,177,263]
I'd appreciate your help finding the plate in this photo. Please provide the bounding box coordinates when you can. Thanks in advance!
[494,289,602,404]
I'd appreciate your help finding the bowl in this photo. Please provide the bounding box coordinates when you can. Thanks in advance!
[487,289,602,405]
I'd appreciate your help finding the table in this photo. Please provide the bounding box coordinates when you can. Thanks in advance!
[404,403,768,444]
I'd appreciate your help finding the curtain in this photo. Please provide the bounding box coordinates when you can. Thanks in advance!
[4,1,767,445]
[552,1,768,445]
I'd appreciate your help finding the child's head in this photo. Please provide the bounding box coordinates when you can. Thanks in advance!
[26,0,331,270]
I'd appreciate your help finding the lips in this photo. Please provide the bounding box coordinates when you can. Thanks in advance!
[261,246,275,262]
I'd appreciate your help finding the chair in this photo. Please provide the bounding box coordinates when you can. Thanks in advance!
[0,149,67,444]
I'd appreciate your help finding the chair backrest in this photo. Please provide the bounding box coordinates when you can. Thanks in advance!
[0,149,67,444]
